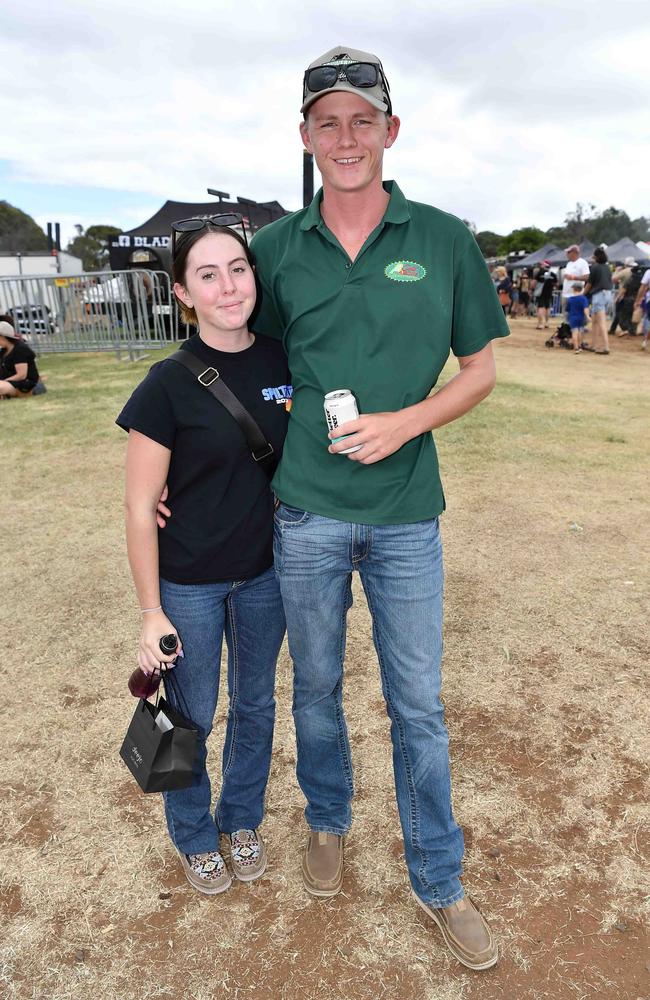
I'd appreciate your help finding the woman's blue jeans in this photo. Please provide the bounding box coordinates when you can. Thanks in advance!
[159,567,285,855]
[273,505,465,907]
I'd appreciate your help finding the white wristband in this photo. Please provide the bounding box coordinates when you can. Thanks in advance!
[141,605,162,614]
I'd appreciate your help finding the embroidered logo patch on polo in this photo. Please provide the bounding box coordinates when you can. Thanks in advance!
[384,260,426,282]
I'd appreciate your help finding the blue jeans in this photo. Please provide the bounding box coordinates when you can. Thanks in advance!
[159,567,285,855]
[273,505,465,907]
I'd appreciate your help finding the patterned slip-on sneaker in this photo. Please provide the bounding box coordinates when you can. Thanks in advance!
[177,849,232,895]
[229,829,267,882]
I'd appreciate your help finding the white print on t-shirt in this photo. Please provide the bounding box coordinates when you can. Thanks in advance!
[262,384,293,403]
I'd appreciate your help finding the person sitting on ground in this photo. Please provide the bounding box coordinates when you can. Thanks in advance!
[0,315,24,341]
[566,283,590,353]
[0,321,40,397]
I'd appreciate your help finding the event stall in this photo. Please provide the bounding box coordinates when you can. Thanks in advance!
[108,197,288,272]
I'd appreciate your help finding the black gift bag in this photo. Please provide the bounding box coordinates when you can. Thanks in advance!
[119,671,199,793]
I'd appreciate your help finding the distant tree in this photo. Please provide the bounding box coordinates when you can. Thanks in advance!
[463,218,477,234]
[630,216,650,243]
[0,201,49,252]
[498,226,546,256]
[587,207,634,245]
[66,224,121,271]
[475,230,504,257]
[546,204,649,247]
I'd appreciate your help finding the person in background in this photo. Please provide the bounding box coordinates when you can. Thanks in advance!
[518,270,531,317]
[510,272,520,315]
[566,283,590,354]
[495,266,512,316]
[584,247,613,355]
[0,320,40,397]
[633,267,650,350]
[0,314,24,341]
[535,263,556,329]
[610,257,635,336]
[561,245,590,312]
[615,260,643,338]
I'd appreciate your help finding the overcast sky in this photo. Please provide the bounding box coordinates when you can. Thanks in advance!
[3,0,648,249]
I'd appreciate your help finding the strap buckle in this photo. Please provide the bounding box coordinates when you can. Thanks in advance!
[198,367,220,386]
[252,443,274,462]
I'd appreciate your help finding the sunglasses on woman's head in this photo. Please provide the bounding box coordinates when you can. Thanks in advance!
[303,61,392,114]
[171,213,247,257]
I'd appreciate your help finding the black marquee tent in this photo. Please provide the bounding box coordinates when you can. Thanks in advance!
[509,243,560,271]
[109,197,289,272]
[511,237,649,273]
[601,237,650,265]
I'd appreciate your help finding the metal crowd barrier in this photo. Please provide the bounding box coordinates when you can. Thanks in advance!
[0,270,178,360]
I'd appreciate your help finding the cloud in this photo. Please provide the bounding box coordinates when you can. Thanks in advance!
[2,0,648,236]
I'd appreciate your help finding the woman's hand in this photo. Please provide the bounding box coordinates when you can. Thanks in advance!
[138,609,183,675]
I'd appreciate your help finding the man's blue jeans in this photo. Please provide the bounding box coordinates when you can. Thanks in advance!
[273,505,465,907]
[159,567,285,855]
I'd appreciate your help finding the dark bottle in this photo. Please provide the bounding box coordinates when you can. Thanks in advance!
[128,634,178,698]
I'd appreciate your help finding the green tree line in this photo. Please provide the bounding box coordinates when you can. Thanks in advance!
[475,204,649,258]
[2,200,648,268]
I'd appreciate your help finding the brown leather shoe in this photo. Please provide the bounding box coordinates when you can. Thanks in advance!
[302,832,344,897]
[412,891,498,970]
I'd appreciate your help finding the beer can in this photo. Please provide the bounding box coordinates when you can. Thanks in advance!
[324,389,363,454]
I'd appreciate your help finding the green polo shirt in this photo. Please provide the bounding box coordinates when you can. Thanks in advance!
[251,181,509,524]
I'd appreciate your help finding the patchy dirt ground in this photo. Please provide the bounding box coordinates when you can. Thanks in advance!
[1,318,648,1000]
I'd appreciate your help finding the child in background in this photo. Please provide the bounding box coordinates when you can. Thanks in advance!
[566,282,590,354]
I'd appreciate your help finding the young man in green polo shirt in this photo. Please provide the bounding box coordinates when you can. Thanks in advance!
[250,45,508,971]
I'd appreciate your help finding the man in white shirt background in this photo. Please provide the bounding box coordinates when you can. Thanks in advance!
[562,244,590,311]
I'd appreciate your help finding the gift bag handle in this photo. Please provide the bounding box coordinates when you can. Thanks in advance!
[162,665,193,722]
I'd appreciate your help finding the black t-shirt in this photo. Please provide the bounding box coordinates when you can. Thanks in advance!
[589,263,613,293]
[0,340,39,383]
[116,333,291,584]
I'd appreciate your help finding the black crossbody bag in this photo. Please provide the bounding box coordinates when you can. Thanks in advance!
[167,349,275,478]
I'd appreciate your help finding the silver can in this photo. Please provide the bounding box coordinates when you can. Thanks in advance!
[324,389,362,454]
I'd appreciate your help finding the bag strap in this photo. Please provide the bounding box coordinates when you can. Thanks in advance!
[161,665,193,722]
[167,349,274,475]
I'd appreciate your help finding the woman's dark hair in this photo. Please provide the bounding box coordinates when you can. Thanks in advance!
[593,247,608,264]
[171,225,254,327]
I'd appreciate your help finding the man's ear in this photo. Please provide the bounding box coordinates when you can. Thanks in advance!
[299,119,314,154]
[384,115,401,149]
[173,282,193,309]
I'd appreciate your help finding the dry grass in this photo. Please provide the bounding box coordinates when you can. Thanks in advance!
[1,319,648,1000]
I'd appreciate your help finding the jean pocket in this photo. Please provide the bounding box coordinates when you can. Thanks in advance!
[274,502,310,527]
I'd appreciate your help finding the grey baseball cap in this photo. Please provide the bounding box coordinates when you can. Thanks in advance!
[301,45,391,115]
[0,320,17,340]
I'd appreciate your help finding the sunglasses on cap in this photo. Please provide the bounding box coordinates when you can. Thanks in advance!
[170,213,247,257]
[303,61,392,114]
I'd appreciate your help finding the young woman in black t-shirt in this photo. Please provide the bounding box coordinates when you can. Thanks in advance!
[0,321,40,396]
[118,221,289,895]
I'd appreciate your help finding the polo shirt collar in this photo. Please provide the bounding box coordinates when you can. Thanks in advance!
[299,179,411,231]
